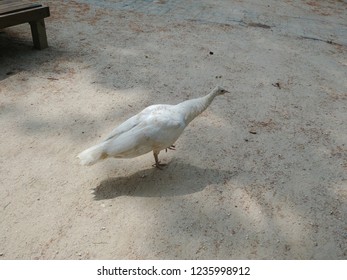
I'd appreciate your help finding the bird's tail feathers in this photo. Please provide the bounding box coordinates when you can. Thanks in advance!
[77,143,107,166]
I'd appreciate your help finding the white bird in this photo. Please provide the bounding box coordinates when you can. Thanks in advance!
[77,86,228,169]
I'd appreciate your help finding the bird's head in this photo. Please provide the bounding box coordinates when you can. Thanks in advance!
[214,86,229,95]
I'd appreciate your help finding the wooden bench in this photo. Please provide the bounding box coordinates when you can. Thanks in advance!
[0,0,50,49]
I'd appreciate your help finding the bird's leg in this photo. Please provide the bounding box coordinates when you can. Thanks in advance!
[153,151,166,170]
[165,144,176,152]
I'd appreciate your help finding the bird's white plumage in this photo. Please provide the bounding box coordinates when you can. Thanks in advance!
[77,86,228,168]
[104,105,185,157]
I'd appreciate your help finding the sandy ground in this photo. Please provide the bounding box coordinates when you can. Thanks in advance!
[0,0,346,259]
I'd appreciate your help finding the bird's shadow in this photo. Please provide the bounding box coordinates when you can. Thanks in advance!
[92,160,237,200]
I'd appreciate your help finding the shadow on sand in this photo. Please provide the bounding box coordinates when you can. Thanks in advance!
[93,159,237,200]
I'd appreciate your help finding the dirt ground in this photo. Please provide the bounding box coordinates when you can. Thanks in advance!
[0,0,346,259]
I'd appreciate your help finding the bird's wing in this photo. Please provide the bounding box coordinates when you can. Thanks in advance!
[104,104,169,141]
[103,111,185,158]
[104,123,157,158]
[142,113,185,148]
[104,114,141,141]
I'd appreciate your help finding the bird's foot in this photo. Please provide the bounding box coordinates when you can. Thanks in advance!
[153,152,167,170]
[165,145,176,152]
[152,162,167,170]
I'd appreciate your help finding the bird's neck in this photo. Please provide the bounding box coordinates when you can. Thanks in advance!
[179,89,219,124]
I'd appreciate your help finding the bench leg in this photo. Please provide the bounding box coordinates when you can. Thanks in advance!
[29,19,48,50]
